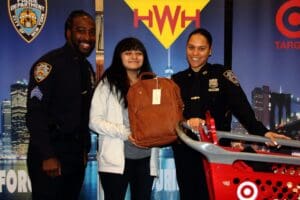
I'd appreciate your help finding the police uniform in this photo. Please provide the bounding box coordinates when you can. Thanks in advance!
[26,43,95,200]
[171,63,268,200]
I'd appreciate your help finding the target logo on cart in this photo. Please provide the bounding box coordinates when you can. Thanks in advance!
[236,181,258,200]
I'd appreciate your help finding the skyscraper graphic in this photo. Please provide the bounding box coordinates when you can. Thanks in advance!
[1,100,11,135]
[164,48,174,78]
[270,92,291,130]
[10,80,29,158]
[1,100,12,158]
[251,86,270,128]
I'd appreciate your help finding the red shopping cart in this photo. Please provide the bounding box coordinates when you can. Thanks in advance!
[176,115,300,200]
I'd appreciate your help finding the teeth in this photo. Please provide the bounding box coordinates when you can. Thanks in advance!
[191,58,199,61]
[80,43,90,48]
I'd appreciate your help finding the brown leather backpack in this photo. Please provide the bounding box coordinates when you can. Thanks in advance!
[127,72,183,148]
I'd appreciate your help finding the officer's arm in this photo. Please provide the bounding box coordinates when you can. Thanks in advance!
[26,62,56,160]
[223,69,268,136]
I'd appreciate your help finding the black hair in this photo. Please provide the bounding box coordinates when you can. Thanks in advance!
[187,28,213,47]
[64,10,94,39]
[101,37,152,107]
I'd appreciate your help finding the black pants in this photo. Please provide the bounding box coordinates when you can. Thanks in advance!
[99,157,154,200]
[27,150,85,200]
[172,141,209,200]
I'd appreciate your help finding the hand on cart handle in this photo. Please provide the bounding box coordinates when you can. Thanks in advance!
[264,131,291,147]
[186,118,205,133]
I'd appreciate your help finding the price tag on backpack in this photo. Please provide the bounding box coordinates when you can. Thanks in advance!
[152,89,161,105]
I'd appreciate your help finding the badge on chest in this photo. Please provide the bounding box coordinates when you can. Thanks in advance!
[208,79,219,92]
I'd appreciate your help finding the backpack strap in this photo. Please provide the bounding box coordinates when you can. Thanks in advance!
[139,72,156,80]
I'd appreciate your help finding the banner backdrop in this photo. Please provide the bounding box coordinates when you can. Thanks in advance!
[105,0,225,199]
[105,0,225,76]
[104,0,300,199]
[0,1,96,199]
[232,0,300,137]
[1,0,299,199]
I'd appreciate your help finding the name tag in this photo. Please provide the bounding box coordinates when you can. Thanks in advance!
[152,89,161,105]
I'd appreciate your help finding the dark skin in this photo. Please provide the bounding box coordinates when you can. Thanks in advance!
[42,15,95,177]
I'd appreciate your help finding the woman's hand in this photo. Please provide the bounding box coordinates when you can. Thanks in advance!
[187,118,205,133]
[264,131,291,146]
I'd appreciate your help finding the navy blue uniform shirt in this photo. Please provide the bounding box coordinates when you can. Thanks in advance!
[26,43,95,161]
[172,63,268,136]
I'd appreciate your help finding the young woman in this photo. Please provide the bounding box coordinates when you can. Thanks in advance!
[89,37,159,200]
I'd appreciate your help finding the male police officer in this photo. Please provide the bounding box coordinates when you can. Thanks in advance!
[26,10,95,200]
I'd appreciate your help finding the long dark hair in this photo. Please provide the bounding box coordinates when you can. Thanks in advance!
[101,37,152,107]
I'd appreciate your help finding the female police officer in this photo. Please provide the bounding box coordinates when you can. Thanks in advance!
[171,28,290,200]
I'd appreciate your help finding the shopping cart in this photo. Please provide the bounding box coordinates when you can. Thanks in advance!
[176,115,300,200]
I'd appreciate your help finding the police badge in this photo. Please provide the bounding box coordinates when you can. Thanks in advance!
[208,79,219,92]
[8,0,48,43]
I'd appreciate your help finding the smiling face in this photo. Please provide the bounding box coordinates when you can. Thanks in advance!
[186,33,212,72]
[66,15,96,57]
[121,50,144,71]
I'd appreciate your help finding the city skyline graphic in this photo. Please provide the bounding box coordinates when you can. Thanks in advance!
[1,76,300,160]
[1,0,299,199]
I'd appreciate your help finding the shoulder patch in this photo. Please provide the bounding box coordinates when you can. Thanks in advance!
[34,62,52,83]
[223,70,240,86]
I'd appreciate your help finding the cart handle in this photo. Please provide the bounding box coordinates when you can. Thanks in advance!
[176,123,300,165]
[217,131,300,149]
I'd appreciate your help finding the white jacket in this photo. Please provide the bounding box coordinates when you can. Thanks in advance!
[89,79,159,176]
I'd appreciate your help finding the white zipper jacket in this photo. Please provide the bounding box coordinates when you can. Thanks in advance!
[89,79,159,175]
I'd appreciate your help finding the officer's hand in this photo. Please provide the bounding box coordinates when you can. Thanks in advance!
[187,118,205,133]
[42,157,61,177]
[264,131,291,147]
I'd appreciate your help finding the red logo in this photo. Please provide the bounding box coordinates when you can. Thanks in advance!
[124,0,210,49]
[275,0,300,39]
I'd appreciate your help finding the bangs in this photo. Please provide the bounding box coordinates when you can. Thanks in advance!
[120,39,145,52]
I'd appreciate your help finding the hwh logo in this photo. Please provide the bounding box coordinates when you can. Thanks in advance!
[125,0,210,49]
[134,6,200,35]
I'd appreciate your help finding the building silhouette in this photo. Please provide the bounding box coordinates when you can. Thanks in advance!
[1,99,11,135]
[10,80,29,158]
[251,86,270,128]
[163,48,174,78]
[1,100,13,158]
[270,92,291,130]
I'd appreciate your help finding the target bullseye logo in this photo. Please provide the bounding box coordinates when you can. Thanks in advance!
[275,0,300,38]
[237,181,258,200]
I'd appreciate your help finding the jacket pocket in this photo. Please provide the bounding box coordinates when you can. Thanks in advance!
[98,138,123,167]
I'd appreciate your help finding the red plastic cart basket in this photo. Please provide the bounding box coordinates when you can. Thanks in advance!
[176,119,300,200]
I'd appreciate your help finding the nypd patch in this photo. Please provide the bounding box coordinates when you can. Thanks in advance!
[34,62,52,82]
[8,0,48,43]
[223,70,240,86]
